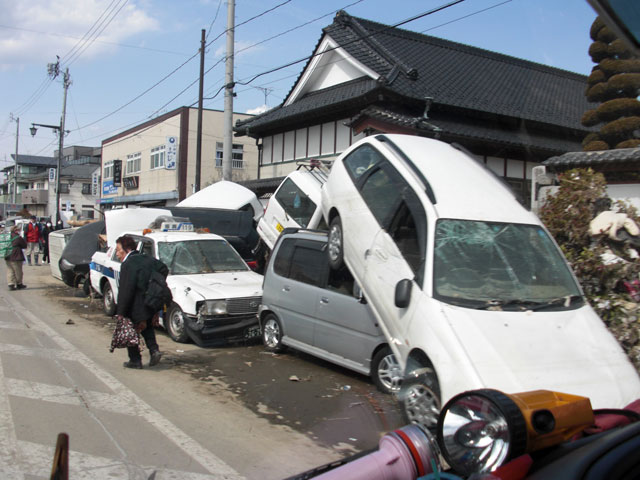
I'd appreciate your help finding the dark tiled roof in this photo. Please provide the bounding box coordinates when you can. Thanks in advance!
[235,77,379,134]
[544,148,640,168]
[237,11,594,135]
[350,106,580,155]
[9,154,56,166]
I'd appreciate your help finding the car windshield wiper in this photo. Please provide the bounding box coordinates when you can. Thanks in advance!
[473,299,542,310]
[474,296,583,311]
[527,295,583,311]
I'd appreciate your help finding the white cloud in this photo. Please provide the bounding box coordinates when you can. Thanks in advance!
[0,0,159,69]
[246,104,270,115]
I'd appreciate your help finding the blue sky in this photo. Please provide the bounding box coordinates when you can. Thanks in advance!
[0,0,598,170]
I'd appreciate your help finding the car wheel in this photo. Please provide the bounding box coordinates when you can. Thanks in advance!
[262,314,285,353]
[82,277,91,296]
[102,283,116,316]
[371,347,403,394]
[166,304,190,343]
[328,215,344,270]
[399,360,441,430]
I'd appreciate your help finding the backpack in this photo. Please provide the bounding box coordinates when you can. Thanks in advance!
[0,233,12,258]
[144,257,172,312]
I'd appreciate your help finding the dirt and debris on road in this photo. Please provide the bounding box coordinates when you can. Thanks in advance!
[45,279,406,453]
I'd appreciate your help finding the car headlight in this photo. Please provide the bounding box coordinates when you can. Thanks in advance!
[436,389,594,476]
[199,300,228,316]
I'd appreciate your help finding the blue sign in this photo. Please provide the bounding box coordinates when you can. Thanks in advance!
[166,136,177,170]
[103,180,118,195]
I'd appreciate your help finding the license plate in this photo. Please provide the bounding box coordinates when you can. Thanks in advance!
[245,325,261,339]
[275,222,284,233]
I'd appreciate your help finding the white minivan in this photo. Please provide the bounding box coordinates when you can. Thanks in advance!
[256,162,330,251]
[321,134,640,427]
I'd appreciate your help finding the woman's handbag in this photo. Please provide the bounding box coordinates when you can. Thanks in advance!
[109,316,143,352]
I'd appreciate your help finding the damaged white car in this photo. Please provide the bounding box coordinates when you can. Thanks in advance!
[90,222,263,347]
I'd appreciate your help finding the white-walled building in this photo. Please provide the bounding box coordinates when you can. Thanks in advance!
[100,107,257,208]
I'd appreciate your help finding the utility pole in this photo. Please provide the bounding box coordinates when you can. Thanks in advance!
[195,28,205,193]
[222,0,235,181]
[10,115,19,205]
[30,59,70,225]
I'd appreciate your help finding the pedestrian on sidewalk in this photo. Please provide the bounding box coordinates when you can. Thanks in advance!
[5,225,27,291]
[114,235,164,369]
[41,222,52,264]
[23,216,41,266]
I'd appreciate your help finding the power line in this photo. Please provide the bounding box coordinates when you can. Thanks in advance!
[421,0,512,33]
[235,0,466,88]
[205,0,224,43]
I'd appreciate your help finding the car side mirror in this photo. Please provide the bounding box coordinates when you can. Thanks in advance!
[395,279,412,308]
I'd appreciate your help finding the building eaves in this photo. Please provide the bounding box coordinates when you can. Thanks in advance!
[544,147,640,168]
[10,154,56,166]
[235,77,380,135]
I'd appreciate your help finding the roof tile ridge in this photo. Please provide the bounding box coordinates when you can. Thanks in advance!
[349,14,589,82]
[335,10,416,81]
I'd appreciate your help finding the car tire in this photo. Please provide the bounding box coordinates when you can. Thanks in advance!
[399,359,441,430]
[103,282,117,316]
[262,314,285,353]
[82,276,91,296]
[371,347,403,394]
[328,215,344,270]
[166,303,190,343]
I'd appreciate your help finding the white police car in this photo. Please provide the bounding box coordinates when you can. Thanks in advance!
[90,222,263,346]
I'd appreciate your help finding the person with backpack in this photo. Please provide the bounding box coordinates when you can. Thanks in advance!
[4,225,28,290]
[114,234,168,369]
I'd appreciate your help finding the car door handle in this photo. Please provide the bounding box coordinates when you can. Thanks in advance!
[320,297,329,304]
[283,285,291,292]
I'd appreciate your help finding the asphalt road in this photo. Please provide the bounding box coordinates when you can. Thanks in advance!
[0,262,405,479]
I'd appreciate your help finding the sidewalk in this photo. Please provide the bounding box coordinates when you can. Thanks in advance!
[0,261,243,479]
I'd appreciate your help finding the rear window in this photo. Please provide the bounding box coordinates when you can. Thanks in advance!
[273,237,327,287]
[274,178,317,227]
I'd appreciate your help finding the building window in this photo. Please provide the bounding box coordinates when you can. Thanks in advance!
[126,152,141,174]
[104,161,113,179]
[82,183,92,194]
[59,184,70,194]
[36,182,45,189]
[215,142,244,169]
[82,205,94,219]
[150,145,165,169]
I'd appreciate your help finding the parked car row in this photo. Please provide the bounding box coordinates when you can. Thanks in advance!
[57,134,640,430]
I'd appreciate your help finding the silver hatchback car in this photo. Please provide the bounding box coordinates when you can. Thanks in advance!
[258,229,401,394]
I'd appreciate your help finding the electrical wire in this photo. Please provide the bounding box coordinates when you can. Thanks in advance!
[235,0,466,87]
[205,0,224,43]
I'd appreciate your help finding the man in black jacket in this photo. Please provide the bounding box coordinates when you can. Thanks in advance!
[115,235,165,369]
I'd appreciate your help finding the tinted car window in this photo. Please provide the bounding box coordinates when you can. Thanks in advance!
[389,187,427,284]
[343,144,385,181]
[274,177,317,227]
[360,163,403,227]
[289,244,327,287]
[273,238,295,277]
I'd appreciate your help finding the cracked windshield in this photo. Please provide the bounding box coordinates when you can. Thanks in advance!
[1,0,640,479]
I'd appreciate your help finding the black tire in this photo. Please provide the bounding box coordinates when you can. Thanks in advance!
[102,282,117,316]
[399,358,442,429]
[82,276,91,296]
[327,215,344,270]
[262,314,285,353]
[371,347,403,394]
[166,303,190,343]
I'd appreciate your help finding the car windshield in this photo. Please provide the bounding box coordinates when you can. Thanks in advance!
[157,239,248,275]
[433,219,583,310]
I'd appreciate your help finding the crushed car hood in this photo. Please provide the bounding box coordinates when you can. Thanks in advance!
[441,303,640,408]
[167,271,263,299]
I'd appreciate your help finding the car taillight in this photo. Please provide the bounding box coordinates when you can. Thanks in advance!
[247,260,258,271]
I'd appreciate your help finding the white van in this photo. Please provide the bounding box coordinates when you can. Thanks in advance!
[256,161,330,251]
[321,134,640,427]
